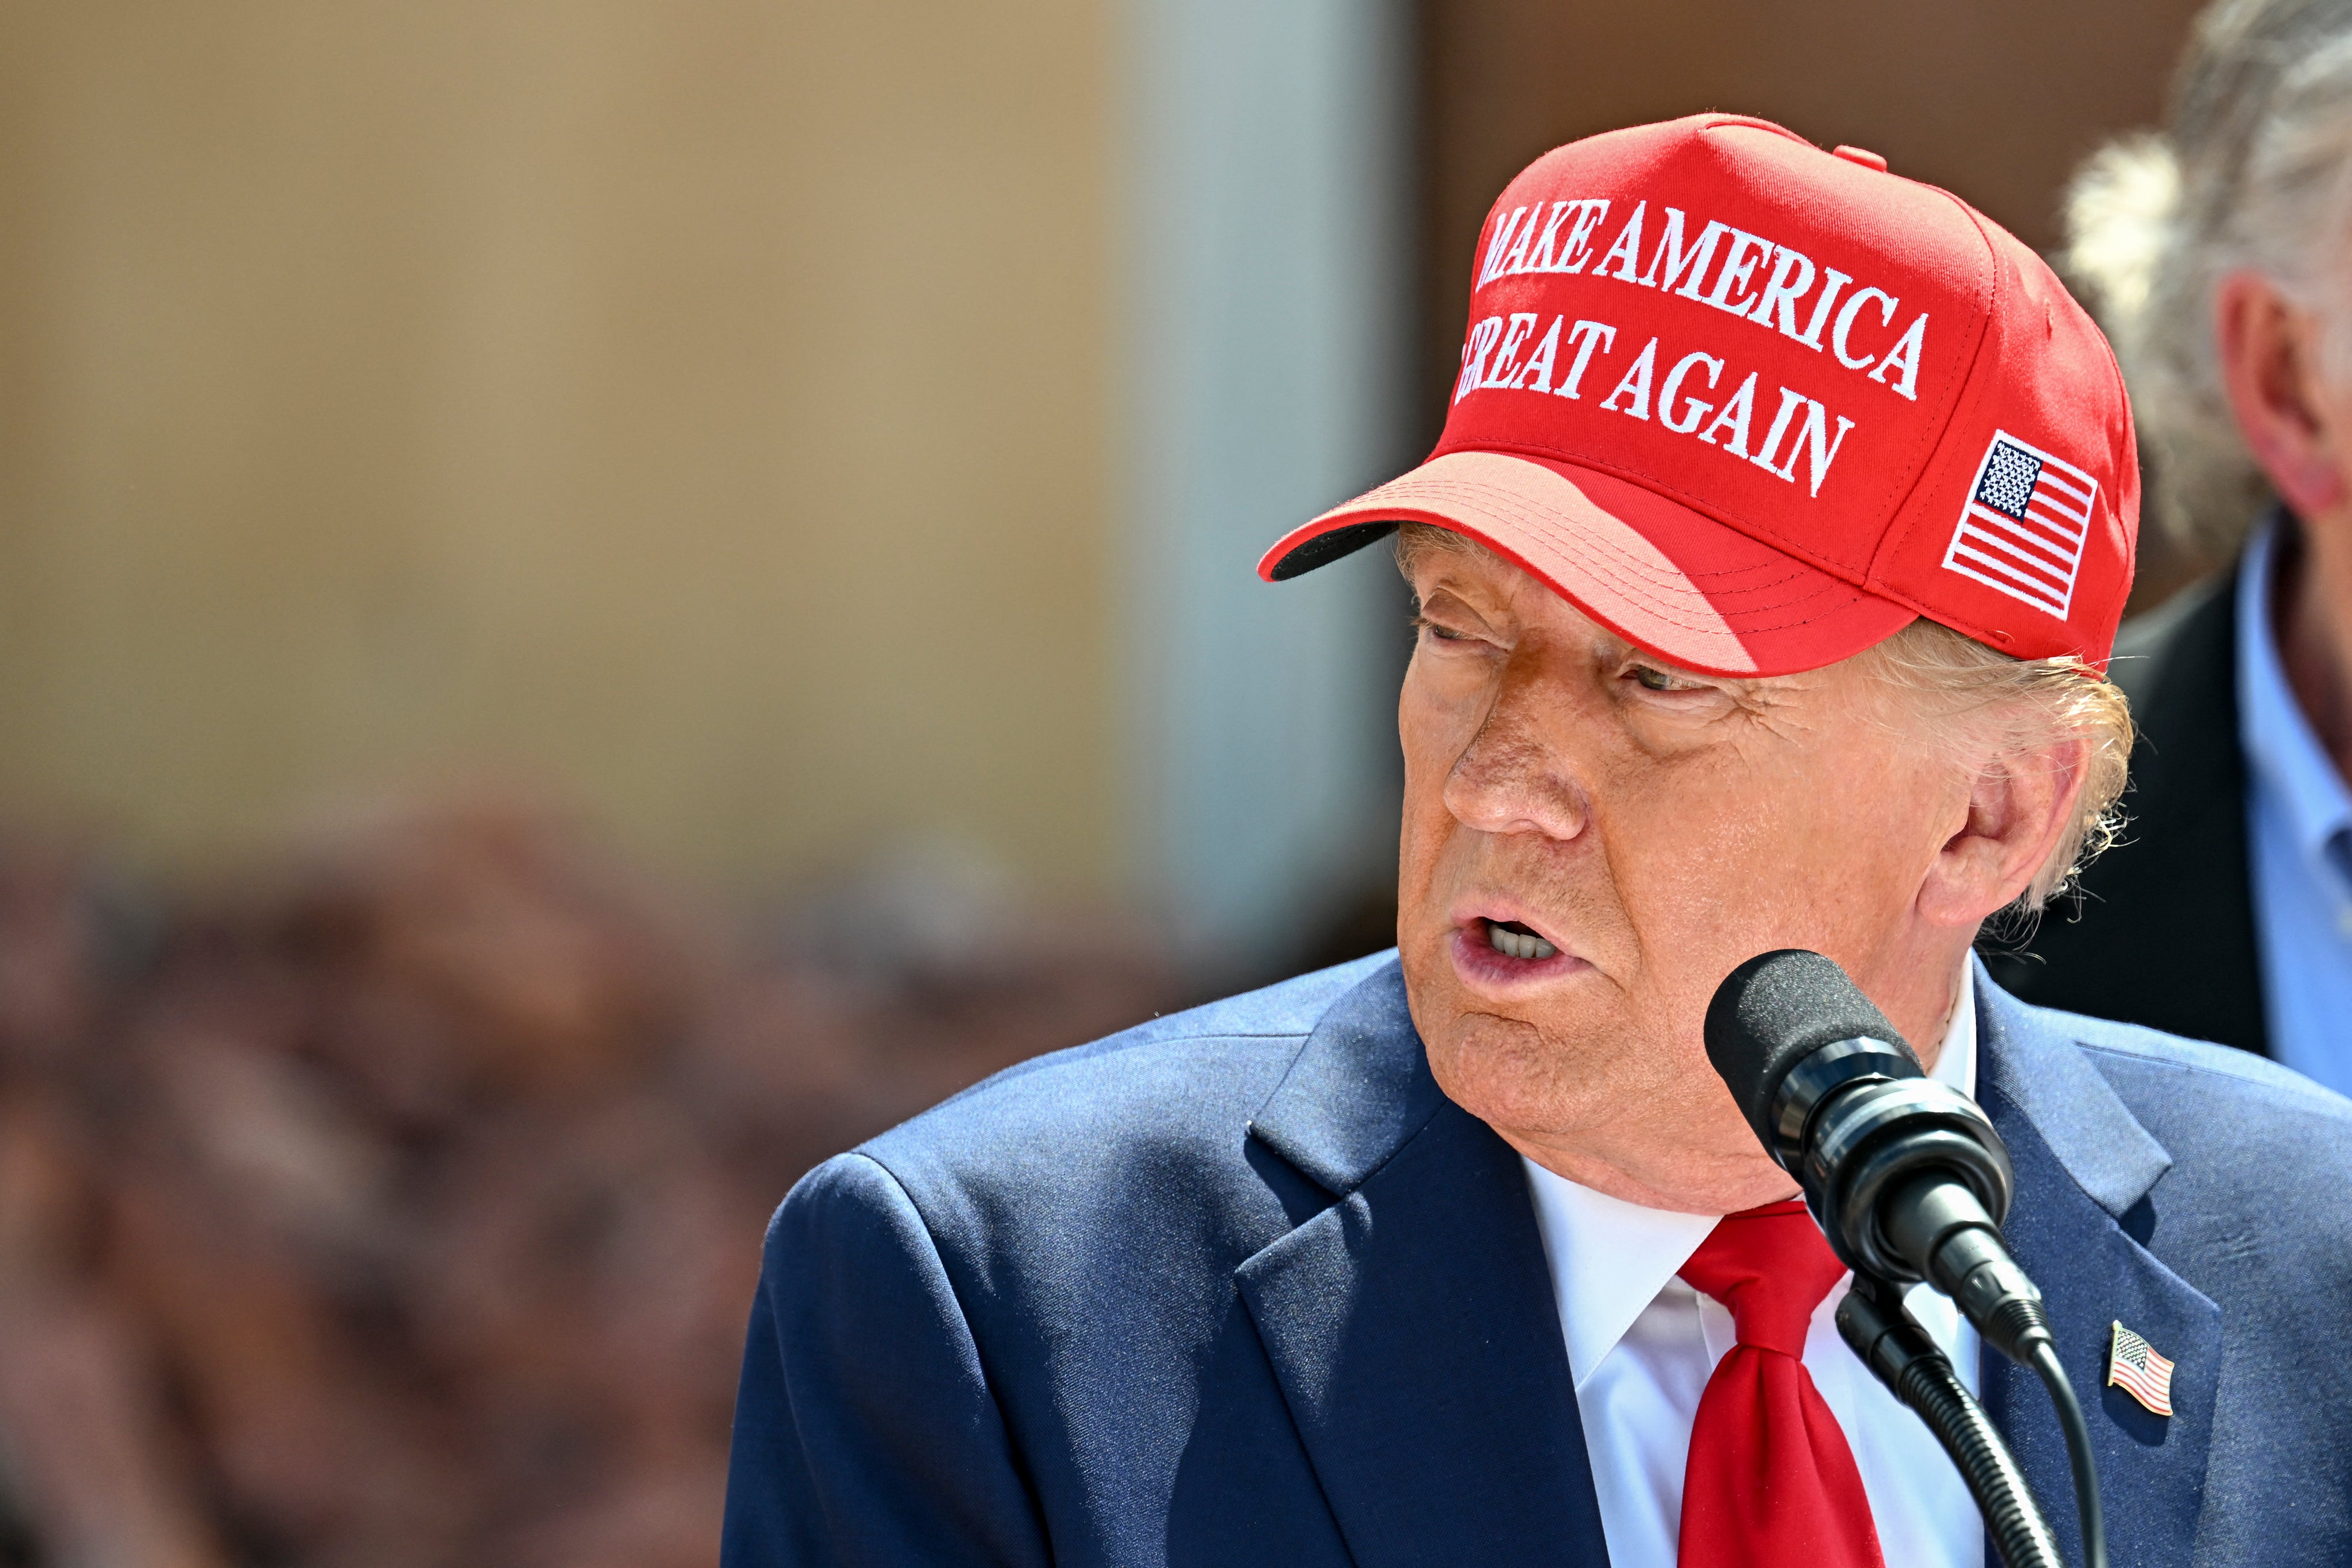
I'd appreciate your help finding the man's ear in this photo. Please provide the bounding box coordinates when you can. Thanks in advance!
[1915,741,2090,929]
[2216,270,2350,518]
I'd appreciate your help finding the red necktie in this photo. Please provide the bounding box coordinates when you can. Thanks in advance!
[1675,1199,1885,1568]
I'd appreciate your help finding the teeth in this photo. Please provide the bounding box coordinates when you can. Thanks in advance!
[1485,923,1558,961]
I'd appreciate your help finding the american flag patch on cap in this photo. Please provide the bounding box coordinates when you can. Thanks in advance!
[1943,430,2099,620]
[2107,1321,2175,1417]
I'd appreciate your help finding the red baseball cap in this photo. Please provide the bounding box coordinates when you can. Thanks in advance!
[1259,114,2139,675]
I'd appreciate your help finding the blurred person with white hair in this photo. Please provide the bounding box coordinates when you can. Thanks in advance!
[1998,0,2352,1082]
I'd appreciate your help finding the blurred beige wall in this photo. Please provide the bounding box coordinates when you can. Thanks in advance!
[0,2,1117,893]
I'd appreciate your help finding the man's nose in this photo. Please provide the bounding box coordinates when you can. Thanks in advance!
[1440,676,1589,841]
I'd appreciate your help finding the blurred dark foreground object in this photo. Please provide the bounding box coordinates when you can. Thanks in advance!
[0,799,1182,1568]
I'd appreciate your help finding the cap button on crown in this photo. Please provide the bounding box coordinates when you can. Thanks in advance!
[1832,145,1889,172]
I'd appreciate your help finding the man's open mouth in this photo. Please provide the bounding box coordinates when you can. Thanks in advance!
[1482,918,1558,961]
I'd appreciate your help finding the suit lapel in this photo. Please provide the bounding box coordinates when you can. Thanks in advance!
[1233,959,2225,1567]
[1237,963,1611,1566]
[1974,970,2222,1568]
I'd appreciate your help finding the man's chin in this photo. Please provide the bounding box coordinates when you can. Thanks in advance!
[1414,997,1608,1131]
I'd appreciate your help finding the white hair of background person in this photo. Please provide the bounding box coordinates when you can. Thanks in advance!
[2068,0,2352,563]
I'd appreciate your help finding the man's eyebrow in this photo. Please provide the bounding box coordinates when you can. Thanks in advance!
[1411,555,1503,601]
[1413,580,1503,622]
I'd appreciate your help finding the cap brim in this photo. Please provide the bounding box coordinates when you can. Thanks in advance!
[1259,450,1916,677]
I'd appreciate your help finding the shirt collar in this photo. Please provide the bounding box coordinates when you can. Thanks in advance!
[1522,958,1977,1390]
[2236,515,2352,864]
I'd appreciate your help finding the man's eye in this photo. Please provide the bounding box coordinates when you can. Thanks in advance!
[1629,665,1695,692]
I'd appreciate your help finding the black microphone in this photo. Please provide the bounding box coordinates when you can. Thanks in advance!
[1702,948,2052,1365]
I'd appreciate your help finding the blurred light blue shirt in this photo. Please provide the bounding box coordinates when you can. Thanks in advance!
[2239,519,2352,1091]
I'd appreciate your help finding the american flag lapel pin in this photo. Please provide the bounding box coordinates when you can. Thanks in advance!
[2107,1321,2177,1417]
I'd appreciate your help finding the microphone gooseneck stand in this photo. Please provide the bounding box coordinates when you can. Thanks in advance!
[1836,1272,2063,1568]
[1856,1123,2111,1568]
[1704,950,2111,1568]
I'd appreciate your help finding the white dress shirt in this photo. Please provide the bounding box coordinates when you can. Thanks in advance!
[1522,972,1982,1568]
[2237,517,2352,1092]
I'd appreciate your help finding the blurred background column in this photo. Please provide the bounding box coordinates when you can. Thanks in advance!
[1121,0,1415,972]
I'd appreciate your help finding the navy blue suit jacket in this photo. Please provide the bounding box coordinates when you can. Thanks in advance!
[722,955,2352,1566]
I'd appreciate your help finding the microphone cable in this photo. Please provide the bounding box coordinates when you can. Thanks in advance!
[2028,1338,2107,1568]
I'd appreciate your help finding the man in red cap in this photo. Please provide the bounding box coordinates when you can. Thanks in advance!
[723,116,2352,1567]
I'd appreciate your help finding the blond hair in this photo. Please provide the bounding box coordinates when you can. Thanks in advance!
[1394,522,2132,910]
[1856,618,2132,909]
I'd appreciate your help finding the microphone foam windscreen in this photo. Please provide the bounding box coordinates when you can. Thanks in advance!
[1704,949,1917,1144]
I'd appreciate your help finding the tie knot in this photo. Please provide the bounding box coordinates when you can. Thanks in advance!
[1677,1200,1848,1357]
